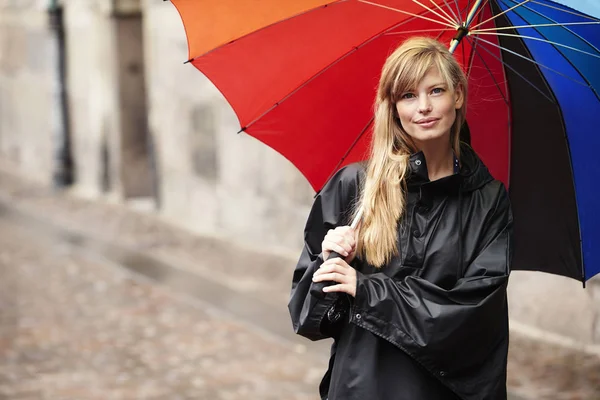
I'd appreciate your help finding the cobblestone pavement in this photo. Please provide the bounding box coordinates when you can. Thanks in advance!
[0,217,327,400]
[0,164,599,399]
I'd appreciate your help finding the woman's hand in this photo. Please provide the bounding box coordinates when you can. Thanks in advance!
[312,257,357,297]
[322,226,357,263]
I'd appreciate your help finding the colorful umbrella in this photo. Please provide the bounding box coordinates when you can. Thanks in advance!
[170,0,600,284]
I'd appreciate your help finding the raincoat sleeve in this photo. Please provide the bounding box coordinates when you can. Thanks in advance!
[351,182,512,393]
[288,164,363,341]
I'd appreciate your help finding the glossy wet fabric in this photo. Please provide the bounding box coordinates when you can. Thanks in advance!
[288,145,513,400]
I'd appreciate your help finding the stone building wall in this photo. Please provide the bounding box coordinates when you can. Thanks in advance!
[63,0,153,201]
[0,0,56,183]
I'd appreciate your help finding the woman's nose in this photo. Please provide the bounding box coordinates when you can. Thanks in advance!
[418,96,432,114]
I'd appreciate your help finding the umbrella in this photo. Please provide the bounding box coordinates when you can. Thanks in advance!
[169,0,600,284]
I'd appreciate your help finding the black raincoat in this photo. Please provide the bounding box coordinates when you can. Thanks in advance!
[288,144,513,400]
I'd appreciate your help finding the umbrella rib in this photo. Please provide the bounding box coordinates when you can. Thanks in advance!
[441,0,462,23]
[470,0,490,27]
[357,0,458,28]
[469,36,556,103]
[467,0,487,72]
[493,0,600,56]
[529,0,600,22]
[429,0,458,25]
[493,0,600,100]
[325,116,374,189]
[243,9,453,131]
[461,35,467,66]
[470,0,532,30]
[473,32,600,59]
[466,34,479,76]
[384,28,454,35]
[473,21,600,33]
[412,0,457,26]
[465,36,510,105]
[435,27,448,41]
[472,35,590,88]
[451,0,463,23]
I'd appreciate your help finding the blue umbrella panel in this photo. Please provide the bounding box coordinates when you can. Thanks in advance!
[466,0,600,283]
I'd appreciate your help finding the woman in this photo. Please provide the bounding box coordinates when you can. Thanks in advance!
[288,37,513,400]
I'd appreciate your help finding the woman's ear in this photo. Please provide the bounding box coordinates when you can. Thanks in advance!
[454,84,465,109]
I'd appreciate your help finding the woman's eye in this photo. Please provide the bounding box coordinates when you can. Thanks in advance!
[401,93,415,99]
[432,87,444,94]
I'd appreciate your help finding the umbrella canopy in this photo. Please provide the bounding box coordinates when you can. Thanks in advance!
[170,0,600,283]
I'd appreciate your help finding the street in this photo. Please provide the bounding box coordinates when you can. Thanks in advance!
[0,168,597,399]
[0,211,325,399]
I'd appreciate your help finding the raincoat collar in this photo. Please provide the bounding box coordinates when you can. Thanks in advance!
[407,142,493,193]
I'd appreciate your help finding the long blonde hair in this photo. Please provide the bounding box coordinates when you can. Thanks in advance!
[354,36,468,267]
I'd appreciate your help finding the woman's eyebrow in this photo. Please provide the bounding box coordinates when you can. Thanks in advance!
[426,82,447,89]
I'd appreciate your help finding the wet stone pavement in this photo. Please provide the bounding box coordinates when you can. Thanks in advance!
[0,165,598,399]
[0,219,326,399]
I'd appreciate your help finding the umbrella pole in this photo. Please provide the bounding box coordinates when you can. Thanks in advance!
[449,0,484,53]
[350,207,363,230]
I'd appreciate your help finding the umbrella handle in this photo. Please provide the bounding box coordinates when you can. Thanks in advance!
[309,208,363,300]
[309,250,345,299]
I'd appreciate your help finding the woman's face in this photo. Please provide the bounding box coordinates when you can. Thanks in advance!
[395,67,463,149]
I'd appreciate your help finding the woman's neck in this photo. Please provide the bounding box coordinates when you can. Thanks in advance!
[419,142,454,182]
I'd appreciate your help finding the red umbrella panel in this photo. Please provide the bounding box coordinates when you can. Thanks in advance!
[173,0,509,190]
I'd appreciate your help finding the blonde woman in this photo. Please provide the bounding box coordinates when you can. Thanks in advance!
[289,37,512,400]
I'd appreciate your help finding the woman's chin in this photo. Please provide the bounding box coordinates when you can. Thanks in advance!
[410,130,450,145]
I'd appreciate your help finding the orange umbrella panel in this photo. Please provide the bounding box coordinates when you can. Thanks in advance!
[171,0,335,60]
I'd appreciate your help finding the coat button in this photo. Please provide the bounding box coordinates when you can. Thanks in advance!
[415,160,422,166]
[412,230,420,237]
[355,314,362,320]
[440,371,446,377]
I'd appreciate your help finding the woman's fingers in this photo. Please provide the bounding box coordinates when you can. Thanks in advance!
[321,226,357,264]
[322,232,354,254]
[313,260,350,278]
[327,231,353,247]
[337,226,357,248]
[322,283,356,297]
[322,284,347,293]
[312,272,346,283]
[313,258,357,297]
[322,240,350,257]
[314,263,343,276]
[321,258,350,270]
[322,239,350,257]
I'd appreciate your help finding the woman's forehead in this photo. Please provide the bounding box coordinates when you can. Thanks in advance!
[415,67,444,85]
[397,65,448,91]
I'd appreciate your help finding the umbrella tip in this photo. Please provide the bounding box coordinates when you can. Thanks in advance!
[237,127,247,134]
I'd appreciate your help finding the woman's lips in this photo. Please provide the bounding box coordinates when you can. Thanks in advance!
[415,118,440,128]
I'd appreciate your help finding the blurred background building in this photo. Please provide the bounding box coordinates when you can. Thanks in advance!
[0,0,598,355]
